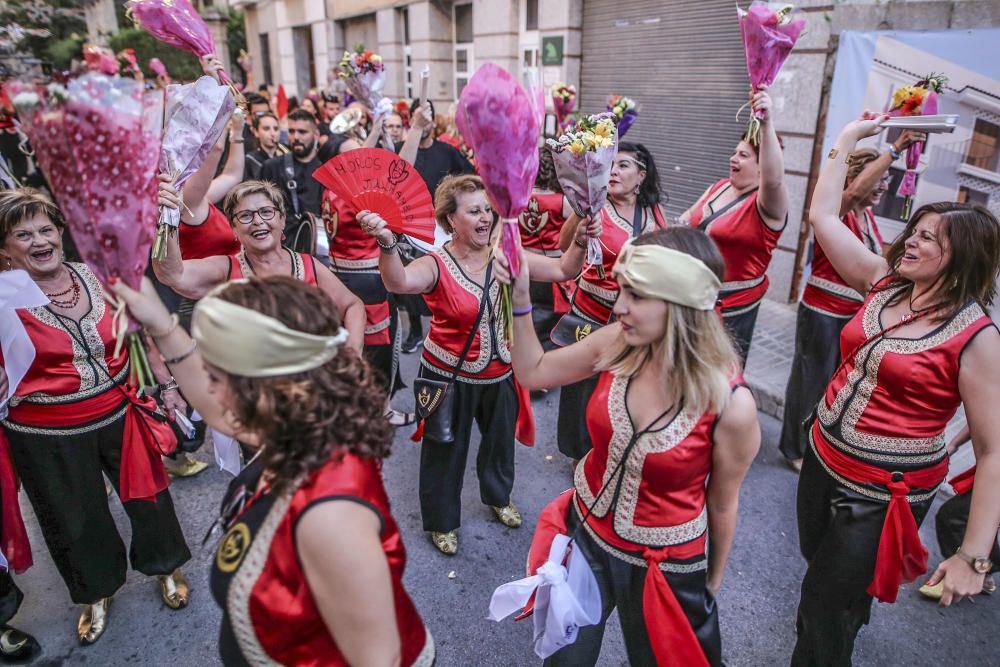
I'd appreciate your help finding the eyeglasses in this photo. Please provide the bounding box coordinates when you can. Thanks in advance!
[233,206,279,225]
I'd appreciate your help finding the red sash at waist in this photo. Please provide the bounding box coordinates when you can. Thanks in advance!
[812,426,948,603]
[522,492,708,667]
[10,386,173,504]
[949,465,976,496]
[0,431,30,572]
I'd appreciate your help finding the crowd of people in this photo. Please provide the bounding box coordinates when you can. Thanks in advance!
[0,50,997,667]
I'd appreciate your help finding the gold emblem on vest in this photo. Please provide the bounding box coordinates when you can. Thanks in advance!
[575,324,592,341]
[216,522,251,573]
[518,198,550,235]
[417,386,432,408]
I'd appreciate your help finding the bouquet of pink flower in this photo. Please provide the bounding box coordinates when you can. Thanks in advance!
[738,2,804,144]
[456,63,540,338]
[887,73,947,219]
[607,95,638,137]
[338,46,394,147]
[152,76,235,260]
[10,73,163,387]
[552,82,577,126]
[82,44,119,76]
[546,113,619,277]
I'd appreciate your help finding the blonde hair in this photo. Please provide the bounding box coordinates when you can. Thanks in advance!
[595,228,738,416]
[222,180,286,227]
[434,174,485,234]
[846,148,881,184]
[0,188,64,244]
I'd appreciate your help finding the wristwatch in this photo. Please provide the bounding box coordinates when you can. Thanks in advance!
[956,549,993,574]
[887,144,901,160]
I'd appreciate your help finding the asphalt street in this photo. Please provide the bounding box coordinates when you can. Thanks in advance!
[9,349,999,666]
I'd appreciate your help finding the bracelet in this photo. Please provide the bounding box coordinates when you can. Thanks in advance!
[158,377,179,393]
[887,145,901,160]
[377,235,398,251]
[147,313,179,339]
[229,137,245,144]
[574,236,588,250]
[161,340,198,366]
[513,305,533,317]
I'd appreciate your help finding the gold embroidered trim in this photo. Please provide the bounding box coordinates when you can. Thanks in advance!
[14,364,129,405]
[365,318,391,335]
[720,301,761,317]
[572,501,708,573]
[237,249,304,281]
[578,279,618,303]
[806,275,864,302]
[720,274,765,293]
[418,357,511,385]
[574,375,709,546]
[330,256,379,271]
[603,202,652,236]
[800,301,856,320]
[226,488,293,667]
[819,423,946,466]
[3,403,127,435]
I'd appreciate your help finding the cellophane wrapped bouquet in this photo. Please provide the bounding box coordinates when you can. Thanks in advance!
[545,112,618,278]
[552,82,577,126]
[607,95,638,138]
[456,64,540,341]
[738,2,804,144]
[338,46,393,146]
[887,73,947,219]
[152,76,235,260]
[10,73,163,388]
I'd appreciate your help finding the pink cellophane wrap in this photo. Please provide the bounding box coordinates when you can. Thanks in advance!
[83,44,119,76]
[340,59,393,142]
[158,76,235,229]
[552,88,576,126]
[890,91,937,198]
[10,74,162,299]
[457,64,540,276]
[524,69,545,132]
[739,3,805,120]
[126,0,229,84]
[149,57,168,78]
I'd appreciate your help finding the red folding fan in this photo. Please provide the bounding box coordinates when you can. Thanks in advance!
[312,148,436,244]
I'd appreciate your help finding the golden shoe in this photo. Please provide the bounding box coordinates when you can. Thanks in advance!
[164,454,208,478]
[491,503,523,529]
[158,568,190,610]
[77,597,112,645]
[429,531,458,555]
[918,581,944,600]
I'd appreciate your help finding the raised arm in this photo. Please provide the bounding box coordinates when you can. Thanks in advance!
[357,211,437,294]
[558,212,583,253]
[363,118,383,149]
[808,112,892,297]
[206,116,247,204]
[928,328,1000,606]
[753,86,789,230]
[495,245,620,390]
[399,103,432,166]
[314,265,366,353]
[705,386,760,594]
[840,130,925,217]
[182,138,225,225]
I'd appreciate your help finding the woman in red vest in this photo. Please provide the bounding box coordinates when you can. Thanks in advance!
[359,174,591,555]
[0,189,190,645]
[554,142,668,461]
[794,112,1000,664]
[112,276,435,666]
[681,86,788,364]
[496,226,759,666]
[153,179,365,353]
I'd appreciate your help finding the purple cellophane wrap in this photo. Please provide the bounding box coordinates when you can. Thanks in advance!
[457,64,540,275]
[548,113,618,221]
[340,63,392,129]
[739,3,805,119]
[159,76,234,228]
[890,91,937,198]
[127,0,228,83]
[617,109,638,137]
[10,74,162,295]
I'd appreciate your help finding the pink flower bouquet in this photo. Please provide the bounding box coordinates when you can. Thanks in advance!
[738,2,804,144]
[886,73,947,219]
[457,63,540,337]
[552,82,576,127]
[338,46,393,148]
[152,76,235,259]
[545,112,619,276]
[10,73,163,386]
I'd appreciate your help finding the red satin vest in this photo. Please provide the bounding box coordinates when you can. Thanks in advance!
[573,203,666,324]
[518,192,567,253]
[220,453,434,666]
[227,248,318,285]
[802,208,884,317]
[688,179,782,311]
[178,203,241,260]
[420,247,511,381]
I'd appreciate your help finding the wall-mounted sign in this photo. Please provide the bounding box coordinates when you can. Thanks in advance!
[541,36,564,66]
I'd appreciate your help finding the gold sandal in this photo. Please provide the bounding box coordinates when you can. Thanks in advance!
[491,503,523,529]
[429,531,458,555]
[158,568,191,610]
[77,597,112,645]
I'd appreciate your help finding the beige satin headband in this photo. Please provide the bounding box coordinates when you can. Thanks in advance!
[612,242,721,311]
[192,282,350,377]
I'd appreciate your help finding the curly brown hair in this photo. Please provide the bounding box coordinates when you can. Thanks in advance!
[213,276,393,493]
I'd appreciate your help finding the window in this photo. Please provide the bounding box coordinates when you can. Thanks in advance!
[292,26,316,92]
[871,167,911,220]
[525,0,539,31]
[964,118,1000,172]
[957,186,990,206]
[453,3,473,98]
[259,33,272,85]
[401,9,413,99]
[455,4,473,44]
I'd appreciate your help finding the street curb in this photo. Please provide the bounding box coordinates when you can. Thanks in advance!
[746,375,783,422]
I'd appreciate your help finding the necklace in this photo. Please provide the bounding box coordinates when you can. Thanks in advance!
[900,289,937,323]
[450,245,489,275]
[44,269,80,309]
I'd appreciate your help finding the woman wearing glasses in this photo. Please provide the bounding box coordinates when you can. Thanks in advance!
[153,179,365,352]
